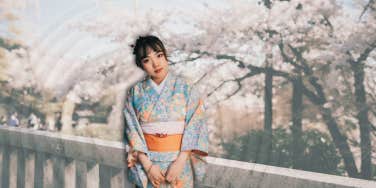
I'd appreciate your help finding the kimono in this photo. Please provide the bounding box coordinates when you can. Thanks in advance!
[123,72,209,188]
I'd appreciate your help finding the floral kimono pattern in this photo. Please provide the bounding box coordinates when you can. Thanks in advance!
[123,72,208,188]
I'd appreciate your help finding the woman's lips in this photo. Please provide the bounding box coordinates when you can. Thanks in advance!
[154,68,163,73]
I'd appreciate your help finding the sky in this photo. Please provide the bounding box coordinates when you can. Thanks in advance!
[3,0,359,61]
[11,0,226,60]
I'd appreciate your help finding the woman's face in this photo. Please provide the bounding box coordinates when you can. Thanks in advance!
[141,47,169,84]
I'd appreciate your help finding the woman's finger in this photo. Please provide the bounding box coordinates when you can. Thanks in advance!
[161,169,166,177]
[127,159,136,167]
[157,173,165,182]
[159,171,165,178]
[167,175,175,183]
[172,181,179,188]
[151,181,156,187]
[152,180,160,188]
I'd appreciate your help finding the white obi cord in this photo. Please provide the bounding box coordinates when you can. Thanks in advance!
[141,121,185,135]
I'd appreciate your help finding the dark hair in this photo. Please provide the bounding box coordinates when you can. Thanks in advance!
[132,35,168,69]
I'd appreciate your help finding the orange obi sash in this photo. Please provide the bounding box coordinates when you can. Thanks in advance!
[143,133,183,152]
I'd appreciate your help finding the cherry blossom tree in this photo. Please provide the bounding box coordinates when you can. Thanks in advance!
[166,0,375,179]
[5,0,375,179]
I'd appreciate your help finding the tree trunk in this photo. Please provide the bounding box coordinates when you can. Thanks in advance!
[319,105,360,177]
[278,35,362,178]
[258,66,273,164]
[303,78,360,177]
[350,61,372,179]
[61,95,76,134]
[291,75,303,169]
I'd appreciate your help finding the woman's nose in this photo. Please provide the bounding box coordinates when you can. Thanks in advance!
[151,58,160,67]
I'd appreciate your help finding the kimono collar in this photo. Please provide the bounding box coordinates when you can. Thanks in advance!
[149,72,170,94]
[143,71,177,100]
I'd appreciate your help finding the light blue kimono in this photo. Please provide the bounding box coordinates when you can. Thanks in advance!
[123,72,209,188]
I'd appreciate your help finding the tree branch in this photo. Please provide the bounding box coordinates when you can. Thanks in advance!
[308,77,326,103]
[356,42,376,63]
[278,41,306,72]
[193,62,228,87]
[280,42,327,108]
[359,0,375,20]
[369,108,376,137]
[183,50,293,101]
[279,42,327,104]
[193,50,246,68]
[194,50,293,80]
[322,15,333,31]
[301,83,323,105]
[346,42,376,66]
[169,52,207,65]
[287,44,312,75]
[207,71,260,99]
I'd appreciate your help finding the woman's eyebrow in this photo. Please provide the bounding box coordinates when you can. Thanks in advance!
[146,51,162,57]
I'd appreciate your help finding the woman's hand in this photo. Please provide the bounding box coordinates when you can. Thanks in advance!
[165,159,185,187]
[147,164,165,188]
[126,151,138,167]
[165,151,190,185]
[137,152,165,187]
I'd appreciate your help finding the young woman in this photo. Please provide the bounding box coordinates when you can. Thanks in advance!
[123,35,209,188]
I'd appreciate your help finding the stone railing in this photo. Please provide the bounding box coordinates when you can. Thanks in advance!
[1,126,375,188]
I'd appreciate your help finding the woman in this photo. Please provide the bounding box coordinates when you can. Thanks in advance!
[123,35,209,188]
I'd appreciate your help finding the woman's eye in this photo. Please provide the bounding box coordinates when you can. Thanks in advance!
[157,53,164,58]
[142,59,149,63]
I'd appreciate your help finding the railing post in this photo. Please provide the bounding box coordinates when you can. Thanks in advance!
[99,165,111,188]
[110,168,124,188]
[52,157,76,188]
[87,161,99,188]
[43,155,53,188]
[17,148,26,188]
[52,156,65,188]
[1,145,10,188]
[64,158,75,188]
[0,145,3,187]
[9,147,18,188]
[24,150,35,188]
[34,152,46,188]
[75,160,87,188]
[123,169,136,188]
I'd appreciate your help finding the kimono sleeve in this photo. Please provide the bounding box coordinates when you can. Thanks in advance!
[123,87,148,154]
[181,85,209,156]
